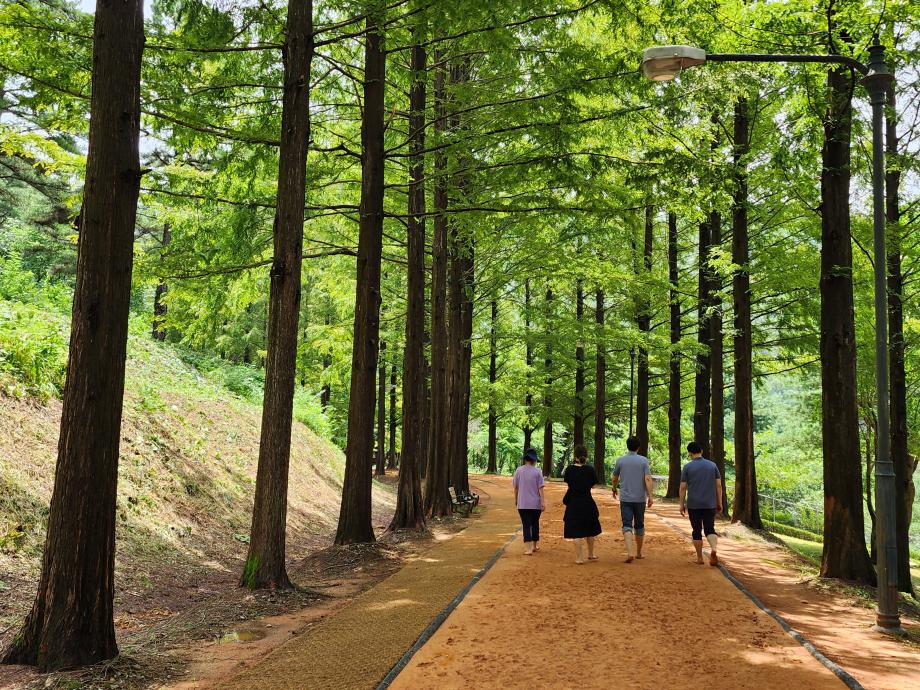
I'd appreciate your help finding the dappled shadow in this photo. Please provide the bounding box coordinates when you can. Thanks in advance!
[653,502,920,690]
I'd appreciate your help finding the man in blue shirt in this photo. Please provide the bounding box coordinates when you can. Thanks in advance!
[611,436,654,563]
[679,441,724,566]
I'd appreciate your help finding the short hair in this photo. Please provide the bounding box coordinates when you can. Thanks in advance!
[687,441,702,454]
[626,436,640,452]
[574,444,588,460]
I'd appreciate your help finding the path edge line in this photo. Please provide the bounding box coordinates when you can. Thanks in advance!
[375,526,521,689]
[655,512,863,690]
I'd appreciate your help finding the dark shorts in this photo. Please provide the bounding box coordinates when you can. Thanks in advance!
[619,501,646,536]
[688,508,716,541]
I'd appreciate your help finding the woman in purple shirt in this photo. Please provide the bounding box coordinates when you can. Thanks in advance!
[513,448,546,555]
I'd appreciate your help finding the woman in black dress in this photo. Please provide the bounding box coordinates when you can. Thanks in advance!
[562,444,602,564]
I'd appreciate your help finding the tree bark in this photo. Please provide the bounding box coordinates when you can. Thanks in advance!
[709,209,728,517]
[336,9,386,544]
[447,61,473,496]
[152,225,171,341]
[388,357,397,470]
[885,76,914,594]
[542,286,554,477]
[636,206,652,455]
[487,298,498,473]
[376,341,387,476]
[594,290,606,484]
[423,51,452,517]
[818,63,875,584]
[1,0,144,670]
[320,298,332,409]
[244,0,314,585]
[693,219,712,457]
[730,98,761,528]
[574,280,585,446]
[666,212,682,498]
[523,278,534,451]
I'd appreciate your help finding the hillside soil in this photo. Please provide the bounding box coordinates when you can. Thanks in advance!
[0,374,416,690]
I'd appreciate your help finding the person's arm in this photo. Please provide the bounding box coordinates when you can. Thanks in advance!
[679,481,688,516]
[611,475,620,499]
[539,485,546,511]
[645,474,655,508]
[715,478,723,514]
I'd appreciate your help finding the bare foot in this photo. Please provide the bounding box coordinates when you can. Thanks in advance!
[709,552,719,566]
[695,558,705,565]
[533,545,540,552]
[636,555,644,560]
[575,560,585,565]
[587,556,599,561]
[625,556,634,564]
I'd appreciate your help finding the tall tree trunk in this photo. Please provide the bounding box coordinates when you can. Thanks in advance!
[447,61,473,496]
[320,298,332,409]
[523,279,534,450]
[885,75,914,594]
[574,280,585,446]
[636,206,652,455]
[388,358,397,470]
[709,210,727,516]
[243,0,314,585]
[666,212,682,498]
[376,342,387,476]
[152,225,171,341]
[819,63,875,584]
[336,9,386,544]
[455,240,474,493]
[731,98,761,528]
[1,0,144,670]
[594,290,606,483]
[542,286,554,477]
[487,298,498,473]
[693,219,712,457]
[423,51,452,517]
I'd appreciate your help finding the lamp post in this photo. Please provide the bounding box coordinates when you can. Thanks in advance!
[641,40,901,633]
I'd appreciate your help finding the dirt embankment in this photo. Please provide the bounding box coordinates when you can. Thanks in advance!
[0,341,397,688]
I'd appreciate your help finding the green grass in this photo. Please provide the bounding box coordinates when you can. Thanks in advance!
[774,532,920,595]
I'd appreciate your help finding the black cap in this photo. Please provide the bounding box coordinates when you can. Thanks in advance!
[523,448,539,463]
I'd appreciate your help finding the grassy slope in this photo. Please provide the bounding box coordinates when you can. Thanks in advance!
[0,330,394,640]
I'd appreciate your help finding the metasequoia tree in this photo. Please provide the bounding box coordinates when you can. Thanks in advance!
[336,5,387,544]
[243,0,315,585]
[2,0,145,669]
[818,58,874,584]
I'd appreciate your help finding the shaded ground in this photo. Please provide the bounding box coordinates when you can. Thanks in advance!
[210,478,519,690]
[654,502,920,690]
[392,479,844,690]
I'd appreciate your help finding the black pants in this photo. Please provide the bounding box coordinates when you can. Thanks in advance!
[688,508,716,541]
[518,509,541,542]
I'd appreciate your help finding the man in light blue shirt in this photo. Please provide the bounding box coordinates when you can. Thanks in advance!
[611,436,654,563]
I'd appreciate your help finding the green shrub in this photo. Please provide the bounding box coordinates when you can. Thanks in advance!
[223,366,263,400]
[763,519,823,543]
[0,300,68,401]
[293,387,331,437]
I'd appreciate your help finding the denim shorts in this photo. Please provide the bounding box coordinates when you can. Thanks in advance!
[620,501,646,536]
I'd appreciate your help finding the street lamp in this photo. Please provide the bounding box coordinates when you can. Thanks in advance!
[641,39,901,634]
